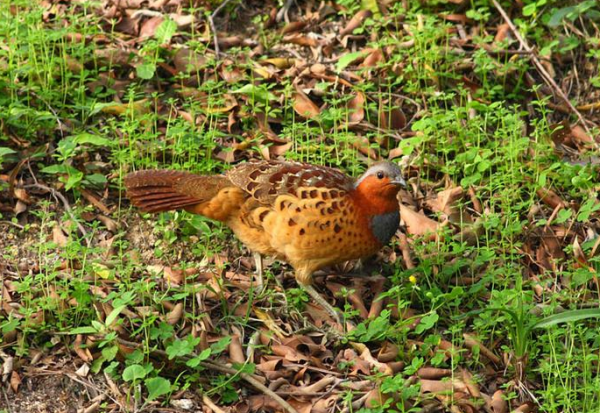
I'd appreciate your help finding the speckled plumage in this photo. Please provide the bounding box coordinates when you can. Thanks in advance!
[125,159,404,318]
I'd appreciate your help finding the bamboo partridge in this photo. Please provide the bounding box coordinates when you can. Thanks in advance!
[124,160,405,322]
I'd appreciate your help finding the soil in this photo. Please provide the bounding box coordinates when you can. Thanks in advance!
[1,375,89,413]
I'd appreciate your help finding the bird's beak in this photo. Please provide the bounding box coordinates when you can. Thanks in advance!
[390,176,406,187]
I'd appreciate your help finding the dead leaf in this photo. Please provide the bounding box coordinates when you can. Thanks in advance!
[52,225,69,247]
[174,47,208,73]
[261,57,295,69]
[351,342,393,375]
[293,86,320,118]
[229,334,245,364]
[361,48,385,68]
[379,106,406,130]
[340,10,372,37]
[10,370,21,393]
[417,367,452,379]
[164,267,183,286]
[490,390,508,413]
[97,215,119,232]
[139,16,164,39]
[283,33,319,48]
[400,205,440,237]
[73,334,94,363]
[166,302,184,325]
[281,21,307,34]
[376,342,398,362]
[100,99,150,116]
[169,13,195,28]
[14,200,27,215]
[219,59,245,83]
[420,378,468,394]
[346,91,365,124]
[426,186,473,224]
[494,23,511,44]
[571,125,593,145]
[365,387,386,408]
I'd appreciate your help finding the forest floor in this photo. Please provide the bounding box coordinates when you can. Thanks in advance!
[2,0,600,412]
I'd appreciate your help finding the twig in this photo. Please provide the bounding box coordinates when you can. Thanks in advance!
[490,0,595,141]
[1,387,12,413]
[24,183,90,247]
[202,395,227,413]
[0,221,24,229]
[208,0,235,59]
[115,338,298,413]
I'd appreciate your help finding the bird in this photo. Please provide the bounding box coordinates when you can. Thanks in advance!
[124,159,405,324]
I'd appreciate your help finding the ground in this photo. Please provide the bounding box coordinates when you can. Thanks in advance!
[2,0,600,412]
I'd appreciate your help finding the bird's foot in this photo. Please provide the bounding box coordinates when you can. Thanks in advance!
[302,284,346,329]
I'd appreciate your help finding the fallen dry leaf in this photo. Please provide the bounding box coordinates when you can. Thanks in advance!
[400,205,440,237]
[293,85,320,118]
[10,370,21,393]
[340,10,372,37]
[346,91,365,124]
[166,302,184,325]
[490,390,508,413]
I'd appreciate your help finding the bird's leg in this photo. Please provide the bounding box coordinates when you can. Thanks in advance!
[296,268,344,325]
[252,252,264,293]
[276,0,294,23]
[342,259,370,278]
[302,284,344,326]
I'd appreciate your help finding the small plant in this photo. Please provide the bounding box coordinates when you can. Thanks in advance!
[466,299,600,397]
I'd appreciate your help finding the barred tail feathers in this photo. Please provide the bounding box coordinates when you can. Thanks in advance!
[124,170,230,214]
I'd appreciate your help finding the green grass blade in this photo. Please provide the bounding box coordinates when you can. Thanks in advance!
[533,308,600,330]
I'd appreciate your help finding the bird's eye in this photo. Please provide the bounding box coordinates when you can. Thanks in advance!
[376,171,385,179]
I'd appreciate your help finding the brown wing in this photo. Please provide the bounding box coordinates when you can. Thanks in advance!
[226,160,353,204]
[125,170,231,212]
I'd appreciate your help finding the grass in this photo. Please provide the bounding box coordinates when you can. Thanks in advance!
[1,0,600,411]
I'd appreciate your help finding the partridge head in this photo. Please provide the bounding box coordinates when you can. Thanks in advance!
[352,162,405,245]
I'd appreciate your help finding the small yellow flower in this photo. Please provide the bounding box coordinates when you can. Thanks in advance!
[409,275,417,284]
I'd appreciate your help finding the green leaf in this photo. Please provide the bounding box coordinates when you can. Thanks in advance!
[145,377,171,401]
[155,18,177,45]
[101,345,119,362]
[91,320,105,332]
[415,312,439,334]
[84,173,108,186]
[71,133,112,147]
[0,147,16,157]
[40,164,69,174]
[523,3,537,16]
[137,62,156,80]
[232,362,256,375]
[335,51,367,72]
[105,305,126,327]
[548,6,576,27]
[577,198,600,222]
[230,84,277,103]
[69,326,99,334]
[166,336,201,360]
[122,364,147,382]
[361,0,380,17]
[186,348,211,368]
[65,170,84,191]
[348,310,391,342]
[533,308,600,330]
[210,336,232,354]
